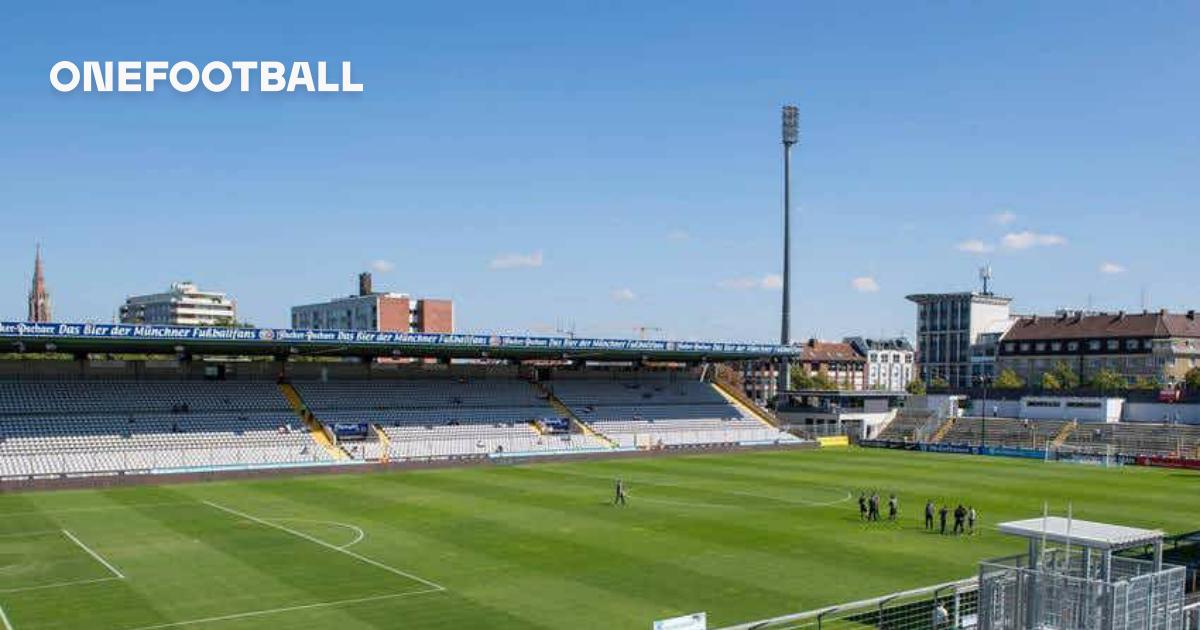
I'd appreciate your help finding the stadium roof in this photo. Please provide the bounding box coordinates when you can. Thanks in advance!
[997,517,1163,550]
[0,321,798,362]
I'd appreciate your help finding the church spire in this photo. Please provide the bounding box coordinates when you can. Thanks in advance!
[27,244,51,322]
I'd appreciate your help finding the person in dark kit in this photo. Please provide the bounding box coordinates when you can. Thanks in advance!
[613,479,628,506]
[953,504,966,535]
[925,500,935,530]
[858,493,868,520]
[939,504,949,534]
[869,492,880,521]
[888,494,898,521]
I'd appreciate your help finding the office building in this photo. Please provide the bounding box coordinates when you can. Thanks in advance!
[120,282,236,326]
[290,272,453,333]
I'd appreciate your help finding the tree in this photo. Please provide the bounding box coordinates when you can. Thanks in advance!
[791,370,838,391]
[906,379,927,395]
[1130,375,1160,391]
[1047,361,1080,389]
[1040,372,1063,391]
[1088,368,1126,392]
[929,376,951,390]
[1186,367,1200,391]
[994,369,1025,390]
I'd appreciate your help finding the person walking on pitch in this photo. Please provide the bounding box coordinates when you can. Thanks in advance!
[953,504,966,535]
[939,504,949,534]
[613,478,628,506]
[859,493,868,520]
[924,500,935,530]
[968,506,977,535]
[888,494,898,521]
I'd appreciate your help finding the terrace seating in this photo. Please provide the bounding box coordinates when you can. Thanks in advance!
[936,417,1066,449]
[876,409,935,442]
[293,379,611,460]
[1063,423,1200,458]
[547,377,800,448]
[0,381,330,479]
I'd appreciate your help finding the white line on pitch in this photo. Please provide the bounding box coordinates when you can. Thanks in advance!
[120,587,443,630]
[61,530,125,580]
[0,576,121,594]
[203,501,445,592]
[0,601,13,630]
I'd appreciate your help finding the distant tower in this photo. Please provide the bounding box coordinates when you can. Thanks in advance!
[27,245,52,322]
[979,265,993,296]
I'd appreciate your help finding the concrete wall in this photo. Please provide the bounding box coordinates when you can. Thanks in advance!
[1019,396,1123,423]
[1122,402,1200,423]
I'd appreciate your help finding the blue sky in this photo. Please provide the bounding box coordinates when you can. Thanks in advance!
[1,2,1197,342]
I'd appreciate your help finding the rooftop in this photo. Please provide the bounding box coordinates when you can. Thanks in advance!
[997,517,1163,550]
[1003,310,1200,341]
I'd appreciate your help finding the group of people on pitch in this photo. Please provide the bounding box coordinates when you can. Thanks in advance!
[924,500,977,535]
[858,493,978,535]
[857,492,899,521]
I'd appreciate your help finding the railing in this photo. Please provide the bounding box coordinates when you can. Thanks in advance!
[718,577,978,630]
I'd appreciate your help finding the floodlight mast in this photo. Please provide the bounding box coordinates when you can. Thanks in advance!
[779,105,799,395]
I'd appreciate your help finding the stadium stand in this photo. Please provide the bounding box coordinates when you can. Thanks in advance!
[0,381,332,478]
[545,374,800,448]
[292,377,614,460]
[876,408,936,442]
[936,416,1068,449]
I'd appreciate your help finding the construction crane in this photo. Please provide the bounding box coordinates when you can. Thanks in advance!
[634,326,663,340]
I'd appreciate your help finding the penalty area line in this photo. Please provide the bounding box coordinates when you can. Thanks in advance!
[202,500,445,592]
[61,529,125,580]
[0,601,13,630]
[120,587,444,630]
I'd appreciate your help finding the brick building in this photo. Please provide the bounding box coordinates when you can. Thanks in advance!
[997,309,1200,387]
[290,272,453,333]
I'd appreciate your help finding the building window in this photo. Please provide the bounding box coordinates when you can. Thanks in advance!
[1089,340,1102,351]
[1020,343,1031,352]
[1035,343,1046,352]
[1107,340,1119,351]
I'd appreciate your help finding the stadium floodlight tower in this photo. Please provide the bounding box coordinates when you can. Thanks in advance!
[779,104,799,395]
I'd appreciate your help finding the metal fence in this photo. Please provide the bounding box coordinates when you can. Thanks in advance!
[978,552,1185,630]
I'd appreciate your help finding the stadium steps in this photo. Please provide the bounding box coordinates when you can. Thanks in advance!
[930,416,957,443]
[373,424,391,463]
[711,379,780,429]
[531,382,618,448]
[1051,420,1078,448]
[277,383,350,461]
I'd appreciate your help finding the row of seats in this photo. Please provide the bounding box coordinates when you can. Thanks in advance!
[0,381,288,415]
[938,417,1068,449]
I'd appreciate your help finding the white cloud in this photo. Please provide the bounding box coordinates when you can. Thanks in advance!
[1099,262,1126,274]
[370,259,395,273]
[850,276,880,293]
[955,239,994,254]
[611,288,636,302]
[489,251,544,270]
[991,211,1017,226]
[1001,231,1067,250]
[666,229,689,241]
[719,274,782,291]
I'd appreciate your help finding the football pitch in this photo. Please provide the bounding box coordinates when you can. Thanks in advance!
[1,447,1196,629]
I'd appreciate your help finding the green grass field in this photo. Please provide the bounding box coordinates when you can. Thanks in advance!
[1,447,1197,630]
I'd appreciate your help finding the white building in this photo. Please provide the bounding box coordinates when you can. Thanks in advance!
[120,282,237,326]
[846,337,915,391]
[906,291,1015,388]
